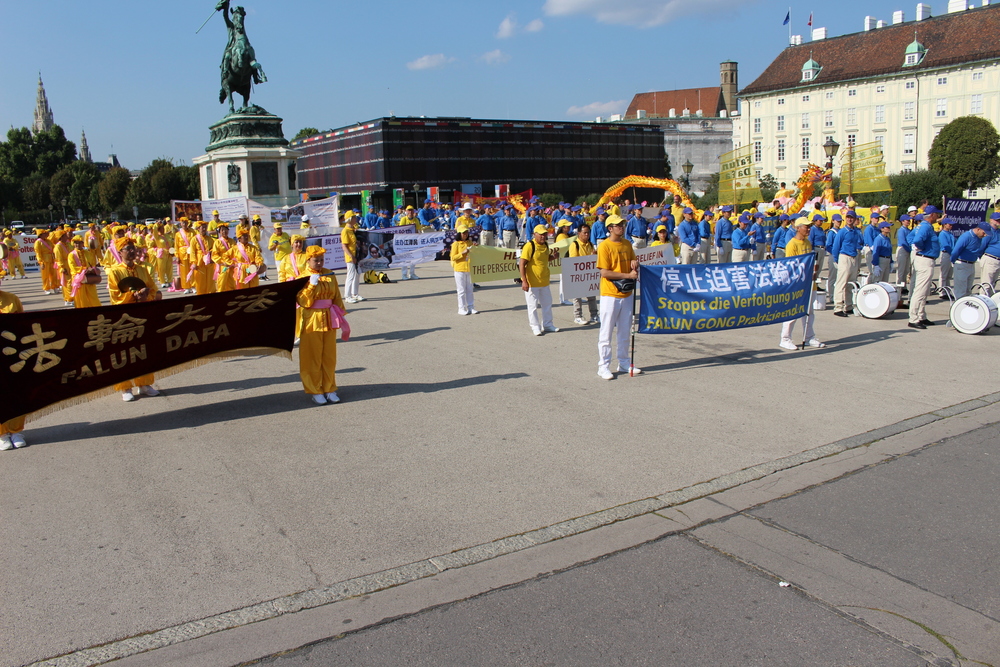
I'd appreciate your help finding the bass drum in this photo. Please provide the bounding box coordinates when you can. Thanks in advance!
[855,282,899,319]
[951,295,999,334]
[989,292,1000,326]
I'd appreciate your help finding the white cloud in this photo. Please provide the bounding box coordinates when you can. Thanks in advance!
[496,14,518,38]
[543,0,744,27]
[482,49,511,65]
[525,18,545,31]
[406,54,454,71]
[566,99,627,117]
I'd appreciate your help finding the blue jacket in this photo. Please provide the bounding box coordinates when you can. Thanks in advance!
[477,213,497,232]
[862,224,879,248]
[678,220,699,247]
[418,207,440,230]
[832,225,863,261]
[714,217,734,247]
[871,233,893,263]
[731,226,752,250]
[498,214,519,233]
[910,222,940,259]
[939,229,956,255]
[896,225,910,252]
[825,227,838,251]
[698,220,712,239]
[749,222,765,248]
[591,219,609,242]
[625,215,648,239]
[951,230,985,263]
[808,225,826,249]
[774,225,791,250]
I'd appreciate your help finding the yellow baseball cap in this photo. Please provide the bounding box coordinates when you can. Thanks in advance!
[533,224,548,235]
[606,214,625,227]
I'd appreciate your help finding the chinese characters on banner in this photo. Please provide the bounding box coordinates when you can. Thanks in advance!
[0,281,302,423]
[638,255,815,334]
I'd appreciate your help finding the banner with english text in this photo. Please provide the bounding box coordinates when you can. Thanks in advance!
[562,244,676,300]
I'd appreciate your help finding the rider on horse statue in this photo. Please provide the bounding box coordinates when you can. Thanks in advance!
[216,0,267,114]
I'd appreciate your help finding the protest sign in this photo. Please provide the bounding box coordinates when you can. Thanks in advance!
[638,254,814,334]
[944,197,990,234]
[561,245,676,300]
[469,244,563,282]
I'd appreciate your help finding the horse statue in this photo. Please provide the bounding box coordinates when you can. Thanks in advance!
[216,0,267,114]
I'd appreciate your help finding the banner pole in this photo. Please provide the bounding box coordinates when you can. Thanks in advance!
[630,264,639,377]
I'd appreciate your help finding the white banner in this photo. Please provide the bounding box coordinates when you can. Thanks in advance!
[202,197,249,222]
[247,199,272,224]
[14,233,39,272]
[389,232,445,267]
[319,234,346,271]
[562,245,675,300]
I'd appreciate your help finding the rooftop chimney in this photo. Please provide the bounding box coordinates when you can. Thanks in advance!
[790,34,803,45]
[916,3,931,19]
[877,19,887,27]
[864,15,877,30]
[668,108,676,118]
[893,10,905,23]
[811,27,827,40]
[636,109,647,118]
[948,0,968,11]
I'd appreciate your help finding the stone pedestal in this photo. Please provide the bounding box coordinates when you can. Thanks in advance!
[192,106,301,209]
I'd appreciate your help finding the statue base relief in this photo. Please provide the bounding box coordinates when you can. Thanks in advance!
[193,108,302,209]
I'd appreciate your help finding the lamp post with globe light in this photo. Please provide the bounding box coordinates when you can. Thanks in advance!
[682,158,694,192]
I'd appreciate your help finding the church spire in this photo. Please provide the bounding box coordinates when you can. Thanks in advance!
[33,73,54,135]
[79,129,92,163]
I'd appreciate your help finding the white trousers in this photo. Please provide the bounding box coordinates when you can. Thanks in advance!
[631,237,647,249]
[939,252,953,288]
[598,294,633,372]
[895,248,911,286]
[699,239,711,264]
[501,230,517,249]
[814,248,827,279]
[909,255,935,323]
[983,255,1000,289]
[780,311,815,343]
[827,253,838,293]
[680,243,698,264]
[717,240,733,264]
[401,264,418,279]
[525,286,554,332]
[834,254,859,313]
[953,261,976,299]
[454,271,473,313]
[345,262,360,299]
[731,248,750,263]
[480,231,496,247]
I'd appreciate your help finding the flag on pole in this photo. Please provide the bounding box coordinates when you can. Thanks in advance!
[807,12,813,26]
[783,10,790,25]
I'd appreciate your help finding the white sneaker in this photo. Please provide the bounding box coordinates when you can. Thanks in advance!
[354,295,366,301]
[399,275,410,281]
[458,310,469,316]
[532,327,543,336]
[574,317,587,325]
[11,433,27,448]
[325,392,340,403]
[597,368,614,380]
[469,308,479,314]
[311,394,327,405]
[0,434,13,451]
[544,326,560,333]
[779,340,798,350]
[561,300,573,305]
[589,316,600,324]
[139,385,160,396]
[807,338,826,348]
[621,365,642,375]
[122,391,136,402]
[410,274,419,279]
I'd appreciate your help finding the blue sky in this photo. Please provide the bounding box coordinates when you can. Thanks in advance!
[0,0,944,170]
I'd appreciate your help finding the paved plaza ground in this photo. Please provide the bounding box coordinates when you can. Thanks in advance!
[1,258,998,666]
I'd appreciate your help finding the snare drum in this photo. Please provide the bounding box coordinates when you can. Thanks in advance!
[951,295,999,334]
[855,282,899,319]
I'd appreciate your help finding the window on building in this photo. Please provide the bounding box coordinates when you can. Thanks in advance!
[754,141,762,163]
[876,135,885,150]
[754,118,761,133]
[905,53,919,65]
[803,70,814,81]
[778,98,785,105]
[825,91,834,99]
[938,76,947,85]
[755,169,762,179]
[971,94,983,114]
[824,110,833,127]
[905,81,915,89]
[847,134,856,147]
[936,98,947,117]
[802,94,810,102]
[973,71,984,81]
[969,188,979,197]
[903,164,914,173]
[904,101,915,121]
[802,137,810,161]
[848,89,857,96]
[876,85,885,93]
[776,115,785,131]
[875,105,885,123]
[904,133,915,155]
[847,108,856,125]
[754,100,762,108]
[777,139,785,161]
[801,112,810,129]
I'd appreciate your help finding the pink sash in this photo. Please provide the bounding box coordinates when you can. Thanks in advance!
[311,299,351,341]
[213,239,230,280]
[69,250,95,296]
[236,243,257,285]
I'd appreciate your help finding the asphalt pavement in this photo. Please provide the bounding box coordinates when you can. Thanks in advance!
[2,259,999,667]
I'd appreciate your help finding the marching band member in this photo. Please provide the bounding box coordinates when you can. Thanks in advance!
[831,210,863,317]
[67,234,102,308]
[297,245,348,405]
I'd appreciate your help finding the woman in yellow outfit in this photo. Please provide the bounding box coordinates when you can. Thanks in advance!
[188,220,216,295]
[569,223,598,325]
[0,277,28,449]
[67,235,102,308]
[34,229,59,293]
[229,224,265,289]
[270,223,293,281]
[53,231,74,305]
[211,223,236,292]
[4,230,25,278]
[174,218,195,293]
[297,245,347,405]
[106,238,162,401]
[450,223,477,315]
[280,235,309,281]
[147,221,173,287]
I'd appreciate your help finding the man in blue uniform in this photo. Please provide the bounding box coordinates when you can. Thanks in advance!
[870,222,893,283]
[498,206,519,249]
[590,208,609,245]
[714,205,734,263]
[418,200,440,231]
[477,204,498,247]
[951,222,989,298]
[895,214,913,289]
[862,211,881,277]
[831,210,863,316]
[677,208,699,264]
[772,214,791,258]
[809,214,827,279]
[730,215,753,262]
[908,205,942,329]
[698,211,713,263]
[825,214,841,292]
[626,206,648,249]
[982,212,1000,290]
[750,212,767,261]
[938,217,955,291]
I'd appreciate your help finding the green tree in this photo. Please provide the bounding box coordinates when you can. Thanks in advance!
[885,169,962,208]
[759,173,779,202]
[293,127,320,141]
[693,173,720,208]
[537,193,564,208]
[49,166,75,206]
[32,126,76,178]
[0,128,36,181]
[22,175,50,211]
[574,193,601,206]
[928,116,1000,191]
[174,165,202,199]
[99,167,131,212]
[67,161,102,215]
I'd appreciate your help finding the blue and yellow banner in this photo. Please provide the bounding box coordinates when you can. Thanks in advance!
[638,254,815,334]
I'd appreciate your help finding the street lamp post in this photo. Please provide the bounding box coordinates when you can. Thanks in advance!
[48,204,53,224]
[414,183,420,208]
[823,138,840,200]
[681,158,694,192]
[61,198,67,223]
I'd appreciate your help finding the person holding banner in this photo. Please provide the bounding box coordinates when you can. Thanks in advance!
[519,224,560,336]
[0,277,28,450]
[450,223,478,315]
[779,219,825,350]
[597,215,639,379]
[174,218,195,294]
[107,238,162,402]
[297,245,347,405]
[731,216,753,263]
[189,221,217,296]
[831,210,863,317]
[570,224,599,325]
[908,205,942,329]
